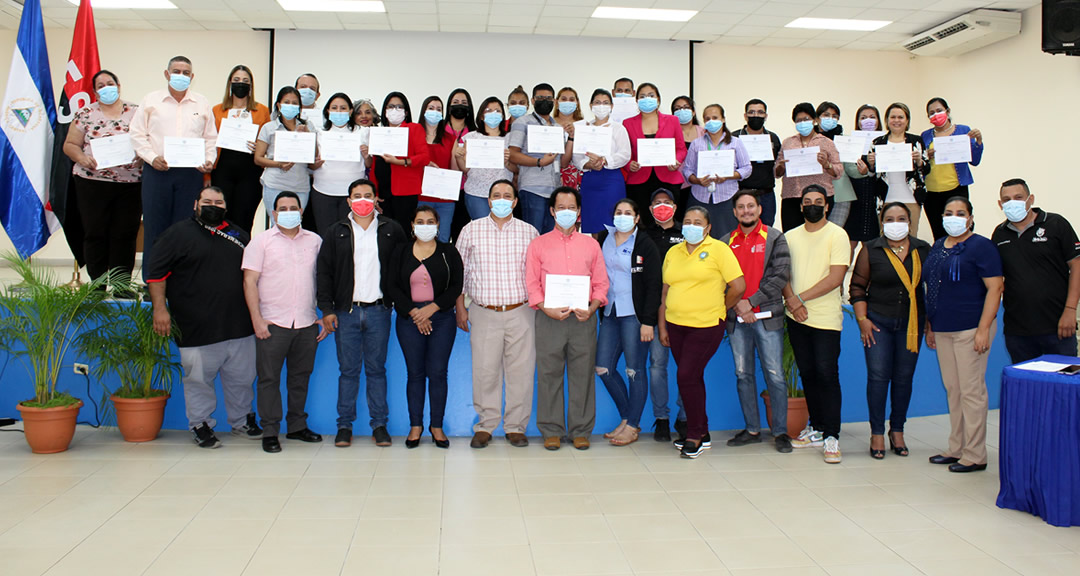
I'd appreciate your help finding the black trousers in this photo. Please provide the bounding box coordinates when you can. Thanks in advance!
[310,188,350,236]
[211,149,263,235]
[786,318,842,440]
[924,185,968,240]
[73,176,141,281]
[256,324,319,437]
[385,195,419,235]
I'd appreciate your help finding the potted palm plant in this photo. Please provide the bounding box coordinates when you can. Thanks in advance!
[761,326,810,436]
[77,298,179,442]
[0,255,114,453]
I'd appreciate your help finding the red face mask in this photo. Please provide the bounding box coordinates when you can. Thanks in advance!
[930,111,948,127]
[351,198,375,217]
[651,204,675,223]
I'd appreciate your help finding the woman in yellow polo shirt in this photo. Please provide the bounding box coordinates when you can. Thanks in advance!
[659,206,745,458]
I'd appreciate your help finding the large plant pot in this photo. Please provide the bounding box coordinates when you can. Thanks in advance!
[111,394,170,442]
[16,401,84,454]
[761,392,808,438]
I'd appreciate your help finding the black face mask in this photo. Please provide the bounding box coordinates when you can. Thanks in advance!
[802,205,825,223]
[230,82,251,99]
[746,116,765,131]
[449,104,469,120]
[198,205,226,226]
[534,99,554,116]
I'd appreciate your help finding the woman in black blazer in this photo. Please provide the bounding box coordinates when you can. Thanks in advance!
[864,102,931,237]
[595,198,663,446]
[386,205,464,448]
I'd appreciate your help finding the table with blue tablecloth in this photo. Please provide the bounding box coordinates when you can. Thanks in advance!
[996,354,1080,527]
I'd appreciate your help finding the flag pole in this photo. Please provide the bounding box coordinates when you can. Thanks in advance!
[63,259,83,290]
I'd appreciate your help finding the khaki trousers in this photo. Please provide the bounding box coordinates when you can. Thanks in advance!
[469,304,536,434]
[905,203,921,238]
[934,321,995,466]
[535,310,597,439]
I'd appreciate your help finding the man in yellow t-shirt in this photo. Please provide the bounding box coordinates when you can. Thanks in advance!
[782,184,850,464]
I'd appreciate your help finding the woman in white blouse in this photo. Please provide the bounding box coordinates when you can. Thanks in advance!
[455,96,517,219]
[254,86,316,222]
[310,92,370,233]
[575,88,631,233]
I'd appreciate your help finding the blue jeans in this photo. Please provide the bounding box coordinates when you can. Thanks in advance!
[730,320,787,435]
[596,314,649,429]
[140,166,202,281]
[758,188,776,227]
[261,185,309,226]
[864,312,922,435]
[1004,333,1078,365]
[520,189,554,234]
[334,304,392,430]
[396,307,457,428]
[464,195,490,220]
[648,338,684,421]
[417,200,456,243]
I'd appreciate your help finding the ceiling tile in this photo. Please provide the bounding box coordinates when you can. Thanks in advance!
[386,2,438,14]
[756,37,807,47]
[855,8,912,21]
[536,17,588,31]
[737,14,796,27]
[241,19,295,29]
[754,2,814,17]
[439,3,489,15]
[874,0,939,8]
[343,21,391,30]
[710,35,762,45]
[337,13,390,25]
[656,0,711,9]
[534,28,583,37]
[149,20,207,30]
[815,29,871,41]
[689,12,746,26]
[490,3,542,16]
[439,24,487,32]
[388,13,439,27]
[769,27,823,39]
[545,0,599,4]
[541,5,595,18]
[42,7,78,19]
[200,21,253,31]
[100,20,159,30]
[597,0,653,8]
[486,25,535,34]
[171,0,229,8]
[182,10,242,22]
[627,21,685,39]
[986,1,1039,8]
[488,14,536,27]
[805,5,864,18]
[703,0,760,13]
[722,25,779,38]
[823,0,881,7]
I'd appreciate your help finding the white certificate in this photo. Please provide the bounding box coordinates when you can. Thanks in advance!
[163,137,205,168]
[273,131,316,164]
[421,166,462,201]
[527,124,565,154]
[544,274,590,310]
[696,149,735,179]
[933,135,972,165]
[852,130,886,154]
[216,119,259,154]
[300,108,317,122]
[637,138,677,167]
[736,311,774,324]
[368,127,409,157]
[318,130,363,162]
[833,135,866,163]
[611,98,639,123]
[572,124,612,157]
[88,134,135,169]
[466,138,505,170]
[874,143,913,173]
[783,146,822,177]
[738,134,774,162]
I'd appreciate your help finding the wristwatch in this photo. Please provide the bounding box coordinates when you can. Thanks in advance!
[404,158,411,167]
[536,158,541,167]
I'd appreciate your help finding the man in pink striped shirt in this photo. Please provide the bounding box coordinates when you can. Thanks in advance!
[525,187,609,450]
[455,180,538,449]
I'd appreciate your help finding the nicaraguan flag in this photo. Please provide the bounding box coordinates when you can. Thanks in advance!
[0,0,59,258]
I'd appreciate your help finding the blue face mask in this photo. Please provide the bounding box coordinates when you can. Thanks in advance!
[424,109,443,125]
[820,117,838,131]
[704,120,724,134]
[276,210,301,229]
[942,215,969,237]
[1002,199,1029,223]
[483,112,504,128]
[490,198,513,218]
[508,105,527,118]
[96,85,119,105]
[613,214,635,233]
[558,101,577,116]
[298,87,317,107]
[555,209,578,230]
[637,97,659,114]
[279,104,300,120]
[682,224,706,245]
[168,73,190,92]
[614,93,633,98]
[795,120,815,137]
[674,109,694,125]
[328,111,350,127]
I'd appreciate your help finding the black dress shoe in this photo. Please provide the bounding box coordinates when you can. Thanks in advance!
[285,428,323,443]
[372,426,392,446]
[405,436,421,449]
[653,419,671,442]
[430,426,449,449]
[929,454,960,465]
[262,437,282,453]
[948,462,987,473]
[334,428,352,447]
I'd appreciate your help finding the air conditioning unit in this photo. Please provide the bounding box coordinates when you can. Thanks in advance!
[902,9,1021,57]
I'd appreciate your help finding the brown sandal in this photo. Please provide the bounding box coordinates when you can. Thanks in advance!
[610,425,639,446]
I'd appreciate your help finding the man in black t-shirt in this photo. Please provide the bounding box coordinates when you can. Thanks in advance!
[147,186,260,449]
[731,99,783,226]
[991,178,1080,364]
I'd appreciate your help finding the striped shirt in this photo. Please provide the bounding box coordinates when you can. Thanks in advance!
[456,215,538,307]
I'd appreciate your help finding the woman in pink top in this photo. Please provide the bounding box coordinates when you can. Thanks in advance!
[622,83,688,225]
[775,102,841,232]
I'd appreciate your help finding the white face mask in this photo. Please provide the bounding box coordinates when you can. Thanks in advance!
[941,215,970,237]
[883,221,909,241]
[414,224,438,242]
[386,108,406,125]
[591,104,611,119]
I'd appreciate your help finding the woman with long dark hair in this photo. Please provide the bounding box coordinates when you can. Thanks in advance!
[210,64,271,234]
[373,92,431,231]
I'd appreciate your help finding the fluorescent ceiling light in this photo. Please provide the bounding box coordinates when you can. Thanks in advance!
[591,6,697,23]
[276,0,385,12]
[66,0,176,8]
[786,17,891,31]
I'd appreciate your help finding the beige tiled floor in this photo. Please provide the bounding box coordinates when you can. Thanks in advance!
[0,411,1078,576]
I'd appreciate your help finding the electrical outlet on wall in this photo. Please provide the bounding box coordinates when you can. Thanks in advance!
[73,363,89,375]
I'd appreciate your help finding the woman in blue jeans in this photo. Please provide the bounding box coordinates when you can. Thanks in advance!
[849,202,930,459]
[386,206,463,449]
[595,199,663,446]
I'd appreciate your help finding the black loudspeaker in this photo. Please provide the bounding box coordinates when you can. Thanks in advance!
[1044,0,1080,55]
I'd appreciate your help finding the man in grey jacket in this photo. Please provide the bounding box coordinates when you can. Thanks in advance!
[723,190,793,453]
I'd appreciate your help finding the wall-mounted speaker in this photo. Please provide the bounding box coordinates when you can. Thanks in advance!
[1044,0,1080,55]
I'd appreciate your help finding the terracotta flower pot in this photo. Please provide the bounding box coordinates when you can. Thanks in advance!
[761,391,809,437]
[111,394,170,443]
[16,400,84,454]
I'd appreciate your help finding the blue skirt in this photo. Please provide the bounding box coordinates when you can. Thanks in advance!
[580,168,627,233]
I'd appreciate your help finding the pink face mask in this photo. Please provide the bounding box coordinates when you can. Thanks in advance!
[929,111,949,127]
[859,118,877,131]
[351,198,375,217]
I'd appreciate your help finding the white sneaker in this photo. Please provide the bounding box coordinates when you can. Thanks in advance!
[790,426,824,448]
[823,437,842,464]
